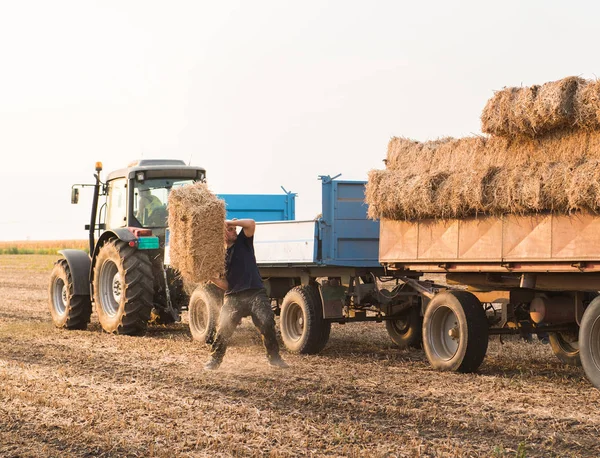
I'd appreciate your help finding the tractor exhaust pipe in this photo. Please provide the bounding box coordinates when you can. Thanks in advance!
[89,162,103,255]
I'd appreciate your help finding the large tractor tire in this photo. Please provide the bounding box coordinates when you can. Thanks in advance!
[549,331,581,366]
[189,283,224,344]
[386,305,423,349]
[579,296,600,389]
[48,259,92,330]
[423,291,489,373]
[280,285,330,354]
[93,240,153,336]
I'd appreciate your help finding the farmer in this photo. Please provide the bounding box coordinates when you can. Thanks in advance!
[137,189,164,226]
[205,219,289,370]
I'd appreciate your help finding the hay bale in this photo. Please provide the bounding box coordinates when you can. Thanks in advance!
[167,182,225,285]
[368,130,600,221]
[532,77,582,133]
[481,86,540,138]
[481,77,585,138]
[574,79,600,130]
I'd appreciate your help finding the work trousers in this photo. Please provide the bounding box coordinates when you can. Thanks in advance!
[210,288,280,362]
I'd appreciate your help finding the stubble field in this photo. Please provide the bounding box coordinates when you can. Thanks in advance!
[1,254,600,457]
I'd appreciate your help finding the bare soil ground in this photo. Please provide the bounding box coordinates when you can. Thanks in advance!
[1,255,599,457]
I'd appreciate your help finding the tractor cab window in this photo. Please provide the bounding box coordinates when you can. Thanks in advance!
[133,178,194,228]
[106,178,127,229]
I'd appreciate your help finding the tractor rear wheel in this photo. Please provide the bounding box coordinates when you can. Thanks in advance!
[48,259,92,330]
[189,283,224,344]
[93,240,153,336]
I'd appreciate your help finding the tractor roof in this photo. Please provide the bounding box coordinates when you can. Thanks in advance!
[106,159,206,182]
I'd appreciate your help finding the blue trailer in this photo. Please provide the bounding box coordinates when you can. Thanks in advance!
[251,175,425,354]
[218,188,296,222]
[189,175,427,355]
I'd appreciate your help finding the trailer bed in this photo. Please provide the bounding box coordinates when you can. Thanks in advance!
[380,212,600,273]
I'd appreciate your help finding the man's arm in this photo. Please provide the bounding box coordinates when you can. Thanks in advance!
[227,219,256,237]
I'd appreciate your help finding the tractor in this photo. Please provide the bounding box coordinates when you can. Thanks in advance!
[48,159,211,336]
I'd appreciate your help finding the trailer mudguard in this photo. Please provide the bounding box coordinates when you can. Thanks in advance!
[58,249,92,296]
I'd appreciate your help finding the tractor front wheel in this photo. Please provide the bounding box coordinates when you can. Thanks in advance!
[48,259,92,330]
[93,240,153,336]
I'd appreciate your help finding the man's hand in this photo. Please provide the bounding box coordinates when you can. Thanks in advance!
[210,277,228,291]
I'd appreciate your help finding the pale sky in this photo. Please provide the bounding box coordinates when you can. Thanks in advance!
[1,0,598,240]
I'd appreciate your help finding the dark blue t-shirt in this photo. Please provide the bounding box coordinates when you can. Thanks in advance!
[225,229,264,295]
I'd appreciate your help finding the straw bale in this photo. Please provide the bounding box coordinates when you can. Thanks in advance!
[531,77,582,134]
[481,77,586,137]
[368,130,600,221]
[574,79,600,130]
[167,182,225,285]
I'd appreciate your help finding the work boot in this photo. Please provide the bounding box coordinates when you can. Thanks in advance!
[204,357,221,371]
[267,355,289,369]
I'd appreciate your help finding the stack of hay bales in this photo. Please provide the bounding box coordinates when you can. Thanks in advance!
[168,182,226,285]
[366,77,600,221]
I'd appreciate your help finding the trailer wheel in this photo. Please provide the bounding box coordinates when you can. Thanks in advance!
[423,291,489,373]
[579,296,600,389]
[189,283,224,344]
[48,259,92,330]
[549,331,581,366]
[280,285,330,354]
[93,240,153,336]
[385,306,422,349]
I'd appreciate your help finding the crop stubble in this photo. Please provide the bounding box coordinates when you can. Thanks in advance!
[0,255,599,457]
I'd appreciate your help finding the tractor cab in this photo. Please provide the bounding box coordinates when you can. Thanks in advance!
[103,160,205,241]
[72,159,206,254]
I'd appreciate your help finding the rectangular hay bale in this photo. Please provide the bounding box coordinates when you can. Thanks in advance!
[481,76,587,137]
[369,130,600,221]
[167,182,226,285]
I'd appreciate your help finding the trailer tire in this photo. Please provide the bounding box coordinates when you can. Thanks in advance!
[48,259,92,330]
[549,331,581,366]
[579,296,600,389]
[189,283,224,344]
[280,285,329,354]
[423,291,488,373]
[93,240,153,336]
[385,306,422,349]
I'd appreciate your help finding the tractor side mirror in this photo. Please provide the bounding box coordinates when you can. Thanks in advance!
[71,187,80,204]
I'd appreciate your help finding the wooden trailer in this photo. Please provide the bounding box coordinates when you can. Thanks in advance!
[379,212,600,389]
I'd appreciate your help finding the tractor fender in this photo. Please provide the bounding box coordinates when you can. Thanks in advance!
[89,229,138,282]
[58,249,92,296]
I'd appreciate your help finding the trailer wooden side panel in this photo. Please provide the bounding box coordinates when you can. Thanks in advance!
[380,213,600,272]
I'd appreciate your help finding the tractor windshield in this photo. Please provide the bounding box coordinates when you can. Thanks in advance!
[133,178,194,228]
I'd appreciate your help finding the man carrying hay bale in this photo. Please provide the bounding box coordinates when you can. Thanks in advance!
[204,219,289,370]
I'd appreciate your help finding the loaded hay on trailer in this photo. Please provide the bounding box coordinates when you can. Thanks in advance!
[167,182,226,285]
[481,76,600,138]
[366,76,600,222]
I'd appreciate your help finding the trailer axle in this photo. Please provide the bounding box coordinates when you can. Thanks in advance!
[488,324,577,335]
